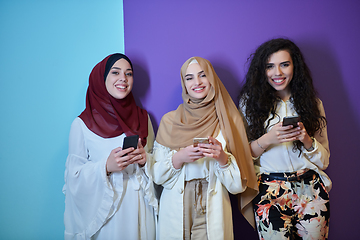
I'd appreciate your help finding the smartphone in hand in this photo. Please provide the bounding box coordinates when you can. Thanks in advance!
[282,116,300,128]
[123,135,139,150]
[193,137,209,147]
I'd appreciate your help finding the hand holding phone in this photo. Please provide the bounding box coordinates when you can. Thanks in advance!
[282,116,300,128]
[106,135,140,174]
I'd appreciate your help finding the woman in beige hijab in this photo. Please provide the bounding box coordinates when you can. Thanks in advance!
[152,57,258,240]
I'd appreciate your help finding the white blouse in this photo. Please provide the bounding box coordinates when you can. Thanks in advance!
[241,99,331,191]
[63,117,157,240]
[151,131,246,240]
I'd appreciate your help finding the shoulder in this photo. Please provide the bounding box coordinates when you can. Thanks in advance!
[146,114,153,127]
[70,117,93,137]
[70,117,83,130]
[68,118,87,145]
[316,98,324,106]
[71,117,87,130]
[72,117,84,126]
[159,107,179,125]
[313,97,325,110]
[316,98,326,116]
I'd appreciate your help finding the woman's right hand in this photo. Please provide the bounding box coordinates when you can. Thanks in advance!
[106,147,137,174]
[266,122,300,145]
[251,122,300,157]
[172,145,204,169]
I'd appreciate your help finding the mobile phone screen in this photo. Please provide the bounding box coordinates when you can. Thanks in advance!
[123,135,139,150]
[283,116,300,127]
[193,137,209,147]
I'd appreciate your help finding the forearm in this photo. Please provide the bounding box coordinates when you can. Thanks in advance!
[304,138,330,170]
[153,142,181,188]
[215,154,246,194]
[250,133,271,158]
[172,151,184,169]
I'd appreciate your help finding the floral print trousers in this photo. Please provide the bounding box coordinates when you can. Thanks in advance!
[253,170,330,240]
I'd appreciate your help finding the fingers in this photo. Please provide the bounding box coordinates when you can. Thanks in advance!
[202,151,220,159]
[198,136,221,148]
[189,148,206,159]
[207,136,220,145]
[130,142,146,162]
[107,153,131,173]
[274,123,302,142]
[130,140,146,165]
[126,152,146,166]
[133,154,146,166]
[111,147,132,161]
[199,144,221,153]
[294,122,311,143]
[198,137,223,159]
[117,152,135,164]
[134,151,146,162]
[137,138,144,149]
[117,147,135,157]
[277,130,299,142]
[180,146,204,162]
[108,145,146,172]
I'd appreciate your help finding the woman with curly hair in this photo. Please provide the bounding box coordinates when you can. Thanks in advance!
[239,38,331,239]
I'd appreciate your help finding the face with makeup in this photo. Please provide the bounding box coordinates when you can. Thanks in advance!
[105,58,133,99]
[184,62,211,99]
[266,50,294,100]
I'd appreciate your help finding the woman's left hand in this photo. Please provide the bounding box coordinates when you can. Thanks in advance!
[129,138,147,167]
[198,136,228,166]
[295,122,313,149]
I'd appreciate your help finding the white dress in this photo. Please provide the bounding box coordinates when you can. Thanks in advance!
[63,117,157,240]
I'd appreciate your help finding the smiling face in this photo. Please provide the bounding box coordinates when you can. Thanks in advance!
[266,50,294,101]
[184,62,211,99]
[105,58,133,99]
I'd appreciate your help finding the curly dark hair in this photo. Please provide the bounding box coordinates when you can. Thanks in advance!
[239,38,327,153]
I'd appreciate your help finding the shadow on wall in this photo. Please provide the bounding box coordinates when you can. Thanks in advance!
[295,36,359,238]
[211,61,243,104]
[129,57,160,133]
[130,61,149,109]
[212,60,259,238]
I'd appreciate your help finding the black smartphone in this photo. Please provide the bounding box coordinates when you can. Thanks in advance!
[123,135,139,150]
[282,116,300,127]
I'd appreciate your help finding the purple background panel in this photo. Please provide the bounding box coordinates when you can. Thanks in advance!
[124,1,360,239]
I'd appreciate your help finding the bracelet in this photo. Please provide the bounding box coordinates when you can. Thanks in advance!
[305,137,315,151]
[256,139,266,151]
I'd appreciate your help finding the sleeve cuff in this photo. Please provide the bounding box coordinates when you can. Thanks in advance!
[215,154,231,170]
[305,137,316,152]
[168,150,182,172]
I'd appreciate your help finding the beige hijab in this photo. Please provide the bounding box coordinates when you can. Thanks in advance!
[156,56,258,228]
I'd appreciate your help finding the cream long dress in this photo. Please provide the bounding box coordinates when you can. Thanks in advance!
[63,117,157,240]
